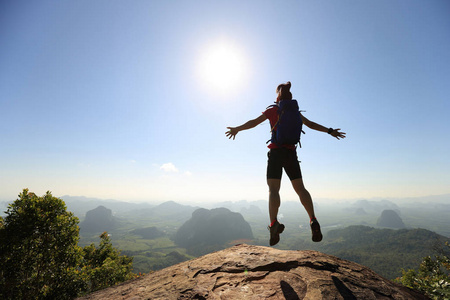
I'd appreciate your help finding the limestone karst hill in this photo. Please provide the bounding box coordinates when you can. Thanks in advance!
[78,244,428,300]
[79,205,118,233]
[174,208,254,254]
[376,209,406,229]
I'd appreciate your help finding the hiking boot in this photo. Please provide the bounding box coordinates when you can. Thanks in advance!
[268,220,285,246]
[310,218,323,242]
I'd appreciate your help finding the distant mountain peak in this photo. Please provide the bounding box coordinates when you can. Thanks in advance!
[174,207,253,255]
[377,209,406,229]
[79,205,117,233]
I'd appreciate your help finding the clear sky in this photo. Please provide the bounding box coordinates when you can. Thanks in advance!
[1,0,449,204]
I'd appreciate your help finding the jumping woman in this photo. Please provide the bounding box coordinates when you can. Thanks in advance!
[226,81,346,246]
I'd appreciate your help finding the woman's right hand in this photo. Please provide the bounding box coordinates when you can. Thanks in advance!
[225,127,239,140]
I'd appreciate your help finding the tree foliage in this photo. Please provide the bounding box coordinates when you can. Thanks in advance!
[81,232,135,292]
[397,242,450,300]
[0,190,84,299]
[0,189,136,299]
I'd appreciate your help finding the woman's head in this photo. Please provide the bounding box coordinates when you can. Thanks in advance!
[276,81,292,102]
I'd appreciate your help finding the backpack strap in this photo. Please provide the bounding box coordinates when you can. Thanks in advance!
[268,105,286,146]
[265,104,278,143]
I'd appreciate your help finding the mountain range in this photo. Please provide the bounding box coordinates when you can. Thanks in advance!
[2,193,448,279]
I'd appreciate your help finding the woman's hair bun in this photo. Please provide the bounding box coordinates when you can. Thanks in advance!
[276,81,293,100]
[277,81,291,93]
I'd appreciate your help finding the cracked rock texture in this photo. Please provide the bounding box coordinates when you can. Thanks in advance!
[78,244,428,300]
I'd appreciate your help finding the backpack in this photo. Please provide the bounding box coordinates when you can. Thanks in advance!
[269,99,303,147]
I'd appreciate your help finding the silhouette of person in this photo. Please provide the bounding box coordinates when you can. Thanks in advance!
[226,81,346,246]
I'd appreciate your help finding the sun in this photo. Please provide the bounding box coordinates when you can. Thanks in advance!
[197,40,248,93]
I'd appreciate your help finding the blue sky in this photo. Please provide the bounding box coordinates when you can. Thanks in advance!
[1,0,449,204]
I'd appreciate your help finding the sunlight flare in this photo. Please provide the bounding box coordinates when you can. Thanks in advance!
[197,40,248,93]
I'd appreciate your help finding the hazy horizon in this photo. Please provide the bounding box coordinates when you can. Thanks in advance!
[3,192,449,208]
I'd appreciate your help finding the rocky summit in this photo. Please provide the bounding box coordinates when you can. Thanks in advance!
[78,244,428,300]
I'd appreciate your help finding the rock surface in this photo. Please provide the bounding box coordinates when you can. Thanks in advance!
[78,244,427,300]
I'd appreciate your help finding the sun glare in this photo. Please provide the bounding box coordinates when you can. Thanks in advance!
[197,40,248,93]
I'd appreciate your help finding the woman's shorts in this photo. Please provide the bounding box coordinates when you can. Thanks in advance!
[266,148,302,180]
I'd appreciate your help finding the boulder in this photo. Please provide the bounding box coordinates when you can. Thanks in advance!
[78,244,427,299]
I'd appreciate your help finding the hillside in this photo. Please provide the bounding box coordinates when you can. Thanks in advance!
[78,244,428,299]
[309,225,448,279]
